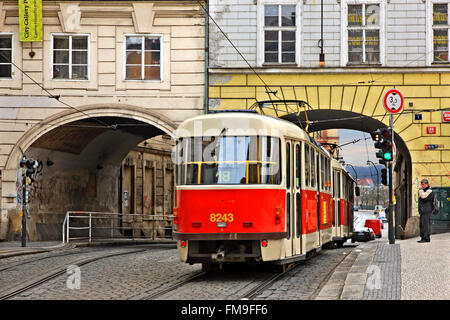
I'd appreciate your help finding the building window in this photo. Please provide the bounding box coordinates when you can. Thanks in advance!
[346,3,380,64]
[0,35,13,78]
[432,3,449,63]
[52,35,89,80]
[125,35,161,80]
[263,4,296,64]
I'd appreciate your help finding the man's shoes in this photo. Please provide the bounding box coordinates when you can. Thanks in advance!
[417,240,430,243]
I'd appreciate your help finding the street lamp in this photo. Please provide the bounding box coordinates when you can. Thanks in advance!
[367,160,379,206]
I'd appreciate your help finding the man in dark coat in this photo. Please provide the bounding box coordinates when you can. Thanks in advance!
[418,179,434,243]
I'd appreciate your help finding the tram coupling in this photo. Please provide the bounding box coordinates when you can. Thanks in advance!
[211,248,225,262]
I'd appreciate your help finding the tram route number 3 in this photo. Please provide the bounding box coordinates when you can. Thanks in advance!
[210,213,234,223]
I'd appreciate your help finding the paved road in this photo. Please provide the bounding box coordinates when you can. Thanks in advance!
[0,243,355,300]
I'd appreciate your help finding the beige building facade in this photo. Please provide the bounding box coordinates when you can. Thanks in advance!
[0,0,205,240]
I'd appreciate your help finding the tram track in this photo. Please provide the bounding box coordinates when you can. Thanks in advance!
[143,270,208,300]
[145,260,303,300]
[0,247,150,300]
[240,247,354,300]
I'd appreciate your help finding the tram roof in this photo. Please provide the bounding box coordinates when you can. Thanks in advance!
[176,111,310,141]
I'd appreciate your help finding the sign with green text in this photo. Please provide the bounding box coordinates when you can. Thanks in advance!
[18,0,43,42]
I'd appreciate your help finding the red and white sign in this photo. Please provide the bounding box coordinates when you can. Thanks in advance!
[383,89,404,114]
[443,111,450,123]
[393,142,396,162]
[426,126,436,134]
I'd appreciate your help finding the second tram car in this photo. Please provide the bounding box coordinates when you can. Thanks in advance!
[173,111,357,270]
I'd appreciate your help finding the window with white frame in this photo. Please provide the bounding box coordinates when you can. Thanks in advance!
[52,35,89,80]
[345,2,381,65]
[125,35,161,80]
[0,35,13,78]
[263,4,297,64]
[432,3,449,63]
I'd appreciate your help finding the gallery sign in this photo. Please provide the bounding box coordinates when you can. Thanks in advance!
[18,0,43,42]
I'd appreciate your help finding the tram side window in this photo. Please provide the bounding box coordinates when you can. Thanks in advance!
[326,159,331,191]
[310,149,316,188]
[337,172,341,198]
[296,143,301,189]
[343,176,348,200]
[286,143,291,189]
[296,192,301,237]
[305,145,310,187]
[320,155,325,191]
[332,171,336,197]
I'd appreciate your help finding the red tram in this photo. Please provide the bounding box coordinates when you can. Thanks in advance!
[173,111,356,270]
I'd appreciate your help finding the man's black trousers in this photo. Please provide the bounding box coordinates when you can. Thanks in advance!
[419,212,431,241]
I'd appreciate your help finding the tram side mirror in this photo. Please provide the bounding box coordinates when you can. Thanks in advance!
[355,186,360,197]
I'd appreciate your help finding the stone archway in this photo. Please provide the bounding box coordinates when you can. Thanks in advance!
[0,104,177,240]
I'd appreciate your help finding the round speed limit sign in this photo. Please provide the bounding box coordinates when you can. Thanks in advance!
[383,89,404,114]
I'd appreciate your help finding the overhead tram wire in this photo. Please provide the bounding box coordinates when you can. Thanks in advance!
[0,51,115,130]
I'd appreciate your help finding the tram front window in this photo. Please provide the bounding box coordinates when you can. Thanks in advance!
[176,136,281,185]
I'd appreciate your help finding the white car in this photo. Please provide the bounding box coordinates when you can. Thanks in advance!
[373,205,387,222]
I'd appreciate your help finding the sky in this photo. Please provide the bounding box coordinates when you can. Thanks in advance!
[338,129,379,167]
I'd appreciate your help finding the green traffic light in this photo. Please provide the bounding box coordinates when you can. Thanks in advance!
[383,152,392,161]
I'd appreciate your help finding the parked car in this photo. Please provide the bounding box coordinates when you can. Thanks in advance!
[351,227,376,243]
[365,219,382,238]
[354,206,359,211]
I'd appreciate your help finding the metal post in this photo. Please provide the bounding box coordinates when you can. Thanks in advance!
[89,212,92,243]
[67,212,70,243]
[367,160,379,206]
[21,173,27,247]
[388,114,395,244]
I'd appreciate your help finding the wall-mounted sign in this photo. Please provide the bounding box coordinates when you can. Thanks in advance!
[415,114,422,121]
[18,0,43,42]
[426,126,437,134]
[383,89,404,114]
[443,111,450,123]
[425,144,439,150]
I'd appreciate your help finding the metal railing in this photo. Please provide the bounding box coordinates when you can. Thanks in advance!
[62,211,175,243]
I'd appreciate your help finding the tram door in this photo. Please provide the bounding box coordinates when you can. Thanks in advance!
[316,153,321,246]
[285,141,296,257]
[294,143,302,255]
[333,171,342,238]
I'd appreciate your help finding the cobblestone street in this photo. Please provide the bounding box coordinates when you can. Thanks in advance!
[0,244,355,300]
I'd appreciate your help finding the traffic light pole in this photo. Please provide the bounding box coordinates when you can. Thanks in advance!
[388,114,395,244]
[21,172,27,247]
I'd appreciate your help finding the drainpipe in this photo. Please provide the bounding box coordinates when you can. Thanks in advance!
[204,0,209,114]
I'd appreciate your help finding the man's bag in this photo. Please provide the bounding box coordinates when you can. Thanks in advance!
[432,196,439,215]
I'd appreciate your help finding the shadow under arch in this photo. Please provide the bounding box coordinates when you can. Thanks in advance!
[5,103,177,170]
[281,109,413,238]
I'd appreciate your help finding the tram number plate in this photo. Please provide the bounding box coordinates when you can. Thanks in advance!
[210,213,234,223]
